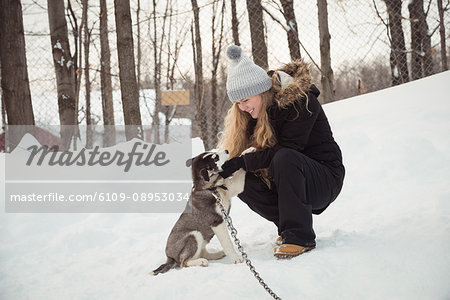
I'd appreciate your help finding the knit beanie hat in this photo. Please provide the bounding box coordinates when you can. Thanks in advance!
[226,45,272,102]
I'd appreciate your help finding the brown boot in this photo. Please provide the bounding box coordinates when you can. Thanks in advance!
[274,244,315,259]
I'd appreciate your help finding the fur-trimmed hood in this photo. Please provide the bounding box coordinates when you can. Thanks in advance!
[268,60,316,108]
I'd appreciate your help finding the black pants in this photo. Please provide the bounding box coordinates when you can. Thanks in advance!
[238,148,340,246]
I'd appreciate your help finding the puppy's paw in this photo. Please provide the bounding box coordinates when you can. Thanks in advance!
[230,256,244,264]
[199,258,209,267]
[186,258,209,267]
[240,147,256,156]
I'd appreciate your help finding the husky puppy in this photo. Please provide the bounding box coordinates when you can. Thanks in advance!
[151,150,246,275]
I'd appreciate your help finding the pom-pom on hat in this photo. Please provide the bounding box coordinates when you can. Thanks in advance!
[226,45,272,102]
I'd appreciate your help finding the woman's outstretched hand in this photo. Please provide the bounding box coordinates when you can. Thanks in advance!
[219,156,246,179]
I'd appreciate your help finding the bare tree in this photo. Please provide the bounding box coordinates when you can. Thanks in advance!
[114,0,142,140]
[150,0,170,144]
[230,0,240,46]
[164,1,175,144]
[210,0,226,147]
[164,0,189,143]
[0,0,35,149]
[280,0,301,60]
[1,89,6,134]
[246,0,268,69]
[136,0,141,90]
[1,62,6,132]
[82,0,94,148]
[67,0,82,133]
[99,0,116,147]
[47,0,77,149]
[437,0,448,71]
[408,0,434,79]
[191,0,208,149]
[378,0,409,85]
[317,0,334,103]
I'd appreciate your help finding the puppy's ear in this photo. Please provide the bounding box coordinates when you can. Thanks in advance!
[200,169,210,182]
[186,158,193,167]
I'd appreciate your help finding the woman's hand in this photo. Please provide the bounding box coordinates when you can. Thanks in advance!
[219,156,246,179]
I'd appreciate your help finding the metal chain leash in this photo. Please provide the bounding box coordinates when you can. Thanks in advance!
[212,190,281,300]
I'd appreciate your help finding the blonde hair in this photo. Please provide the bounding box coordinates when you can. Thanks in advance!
[217,90,277,159]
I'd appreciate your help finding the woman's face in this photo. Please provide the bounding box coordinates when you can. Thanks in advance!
[235,94,263,119]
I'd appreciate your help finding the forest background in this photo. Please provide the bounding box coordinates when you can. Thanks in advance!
[0,0,449,150]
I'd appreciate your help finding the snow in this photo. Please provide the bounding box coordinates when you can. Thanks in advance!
[53,40,63,52]
[1,71,450,299]
[57,56,65,67]
[288,20,297,32]
[393,65,399,78]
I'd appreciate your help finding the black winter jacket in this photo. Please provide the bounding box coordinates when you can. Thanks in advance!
[242,62,345,194]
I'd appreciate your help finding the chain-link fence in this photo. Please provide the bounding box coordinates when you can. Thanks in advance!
[1,0,449,151]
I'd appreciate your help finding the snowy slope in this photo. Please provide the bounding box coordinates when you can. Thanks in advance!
[1,71,450,299]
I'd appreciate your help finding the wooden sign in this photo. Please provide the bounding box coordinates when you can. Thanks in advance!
[161,90,190,106]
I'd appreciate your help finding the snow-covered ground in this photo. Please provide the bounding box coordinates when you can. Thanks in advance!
[1,71,449,299]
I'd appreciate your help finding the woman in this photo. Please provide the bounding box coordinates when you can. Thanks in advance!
[218,45,345,258]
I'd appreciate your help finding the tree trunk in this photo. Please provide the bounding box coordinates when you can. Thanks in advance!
[408,1,422,80]
[1,67,6,131]
[164,0,173,144]
[384,0,409,85]
[136,0,141,90]
[1,85,6,133]
[317,0,334,103]
[280,0,301,60]
[164,0,187,144]
[114,0,142,140]
[47,0,77,149]
[0,0,35,150]
[437,0,448,71]
[151,0,161,144]
[230,0,240,46]
[191,0,208,149]
[210,0,225,148]
[420,3,433,77]
[408,0,434,79]
[246,0,268,69]
[67,0,82,151]
[99,0,116,147]
[82,0,93,149]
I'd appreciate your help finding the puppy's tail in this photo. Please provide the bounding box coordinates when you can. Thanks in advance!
[150,258,177,276]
